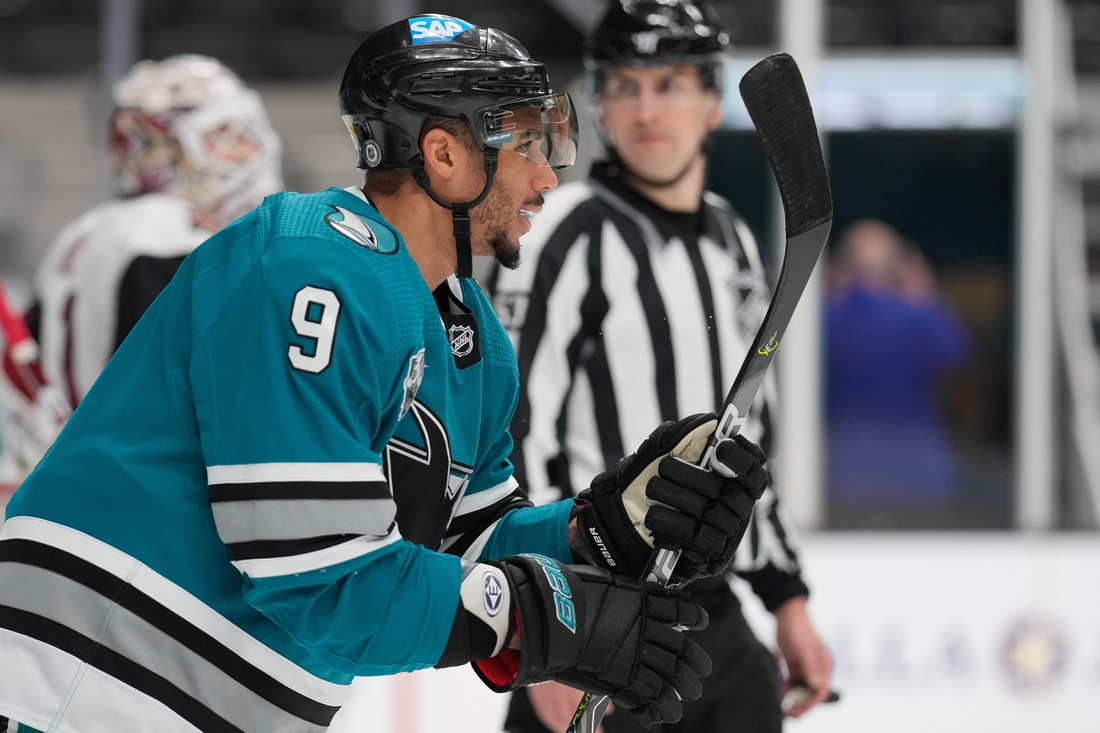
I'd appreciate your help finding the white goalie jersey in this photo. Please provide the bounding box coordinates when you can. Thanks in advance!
[33,193,208,407]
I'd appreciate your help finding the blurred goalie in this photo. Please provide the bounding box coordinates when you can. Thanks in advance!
[0,54,282,480]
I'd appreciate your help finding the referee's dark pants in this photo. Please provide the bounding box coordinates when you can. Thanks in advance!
[503,577,784,733]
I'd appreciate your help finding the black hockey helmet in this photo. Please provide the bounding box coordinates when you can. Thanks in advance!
[585,0,731,92]
[340,15,578,278]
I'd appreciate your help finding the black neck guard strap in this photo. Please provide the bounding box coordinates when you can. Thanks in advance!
[407,150,499,279]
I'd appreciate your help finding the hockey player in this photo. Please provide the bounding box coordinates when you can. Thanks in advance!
[0,16,772,732]
[0,54,284,479]
[33,54,283,408]
[491,2,834,731]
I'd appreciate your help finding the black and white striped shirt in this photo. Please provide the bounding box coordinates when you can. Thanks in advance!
[490,162,808,610]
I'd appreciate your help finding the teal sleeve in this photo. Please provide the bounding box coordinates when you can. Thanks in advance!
[244,539,463,675]
[478,499,575,565]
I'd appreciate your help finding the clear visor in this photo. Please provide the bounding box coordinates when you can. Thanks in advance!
[479,93,578,170]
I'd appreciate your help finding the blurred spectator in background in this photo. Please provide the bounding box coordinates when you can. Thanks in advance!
[825,219,971,509]
[0,54,283,480]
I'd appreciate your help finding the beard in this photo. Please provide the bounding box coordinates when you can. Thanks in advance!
[471,179,542,271]
[488,229,522,270]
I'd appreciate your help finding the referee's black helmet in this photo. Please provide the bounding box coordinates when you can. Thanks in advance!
[585,0,732,92]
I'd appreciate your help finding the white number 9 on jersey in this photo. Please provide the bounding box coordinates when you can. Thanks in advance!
[288,286,341,373]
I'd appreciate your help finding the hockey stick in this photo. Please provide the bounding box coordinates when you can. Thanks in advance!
[567,53,833,733]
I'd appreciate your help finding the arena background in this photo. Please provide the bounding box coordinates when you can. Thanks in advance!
[1,1,1098,730]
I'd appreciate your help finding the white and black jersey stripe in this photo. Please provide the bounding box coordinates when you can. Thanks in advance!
[440,477,530,560]
[491,163,808,609]
[0,517,348,733]
[206,462,400,579]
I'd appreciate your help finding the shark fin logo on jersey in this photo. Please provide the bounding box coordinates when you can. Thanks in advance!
[400,349,425,419]
[408,17,475,45]
[324,206,397,253]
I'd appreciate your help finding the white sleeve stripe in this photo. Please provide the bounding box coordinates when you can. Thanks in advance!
[207,462,385,485]
[451,477,521,517]
[230,527,402,578]
[459,519,502,562]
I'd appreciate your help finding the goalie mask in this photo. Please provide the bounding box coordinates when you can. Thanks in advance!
[339,15,578,278]
[109,54,283,225]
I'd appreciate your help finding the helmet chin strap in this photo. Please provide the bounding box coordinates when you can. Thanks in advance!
[407,149,499,279]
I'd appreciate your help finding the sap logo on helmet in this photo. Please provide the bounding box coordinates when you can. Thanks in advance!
[408,17,475,45]
[325,206,397,253]
[483,571,505,617]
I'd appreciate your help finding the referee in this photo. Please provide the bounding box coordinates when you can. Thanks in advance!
[491,2,833,731]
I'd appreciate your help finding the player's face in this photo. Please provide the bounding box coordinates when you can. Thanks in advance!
[599,65,722,184]
[469,124,559,269]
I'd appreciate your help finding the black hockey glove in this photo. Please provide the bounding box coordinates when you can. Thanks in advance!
[574,413,769,582]
[470,555,711,728]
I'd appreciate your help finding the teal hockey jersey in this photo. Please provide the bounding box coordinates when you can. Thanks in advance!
[0,187,574,733]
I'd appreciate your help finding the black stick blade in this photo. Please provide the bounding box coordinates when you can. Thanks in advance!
[739,53,832,237]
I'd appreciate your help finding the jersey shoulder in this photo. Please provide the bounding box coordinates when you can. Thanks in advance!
[240,188,429,350]
[263,187,402,256]
[262,187,419,295]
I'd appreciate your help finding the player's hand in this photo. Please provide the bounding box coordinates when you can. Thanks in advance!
[471,555,711,727]
[527,681,613,733]
[775,596,833,718]
[574,413,769,581]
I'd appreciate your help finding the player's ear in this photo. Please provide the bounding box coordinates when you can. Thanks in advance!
[421,127,466,182]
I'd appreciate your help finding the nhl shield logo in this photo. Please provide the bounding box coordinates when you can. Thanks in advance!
[448,324,475,358]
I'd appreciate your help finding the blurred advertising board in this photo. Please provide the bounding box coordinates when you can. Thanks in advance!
[330,534,1099,733]
[722,56,1022,131]
[752,534,1100,733]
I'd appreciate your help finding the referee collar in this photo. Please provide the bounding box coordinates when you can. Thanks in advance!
[591,161,713,245]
